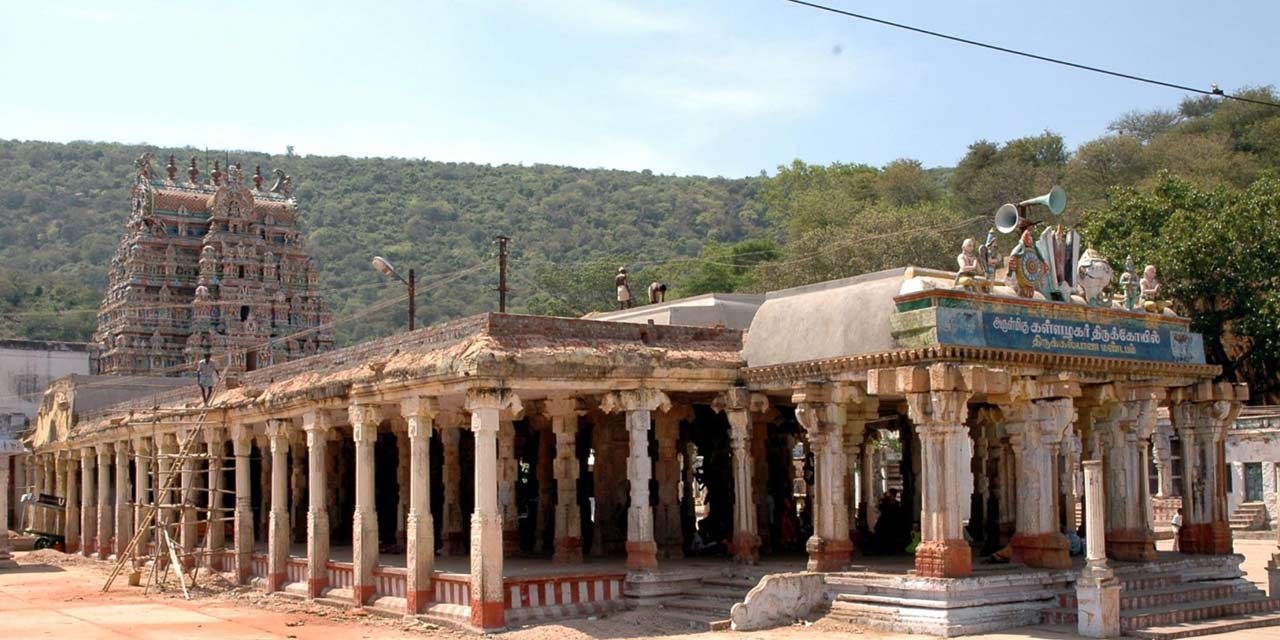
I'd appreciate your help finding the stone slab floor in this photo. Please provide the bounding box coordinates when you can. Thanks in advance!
[1,541,1277,640]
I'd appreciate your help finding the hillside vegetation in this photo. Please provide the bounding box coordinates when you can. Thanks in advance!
[2,86,1278,399]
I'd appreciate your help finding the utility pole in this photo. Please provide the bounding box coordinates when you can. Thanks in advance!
[495,236,510,313]
[408,268,415,331]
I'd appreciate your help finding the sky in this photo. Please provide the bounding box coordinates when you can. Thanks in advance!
[2,1,1277,177]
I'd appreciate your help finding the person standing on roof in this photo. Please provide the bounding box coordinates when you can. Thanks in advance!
[197,352,219,405]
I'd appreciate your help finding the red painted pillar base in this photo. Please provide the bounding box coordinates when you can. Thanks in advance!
[307,577,327,599]
[732,532,761,565]
[1012,532,1072,569]
[625,540,658,571]
[1104,528,1157,562]
[1179,522,1233,555]
[552,536,582,564]
[266,572,285,593]
[470,596,505,631]
[98,544,112,559]
[805,536,852,572]
[406,589,430,615]
[915,539,972,578]
[236,568,252,585]
[353,583,375,606]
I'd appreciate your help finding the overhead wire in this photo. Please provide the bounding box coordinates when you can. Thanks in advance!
[780,0,1280,109]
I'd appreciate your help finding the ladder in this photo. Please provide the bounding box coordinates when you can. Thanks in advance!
[101,410,233,595]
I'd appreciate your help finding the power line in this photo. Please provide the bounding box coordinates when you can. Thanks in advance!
[780,0,1280,110]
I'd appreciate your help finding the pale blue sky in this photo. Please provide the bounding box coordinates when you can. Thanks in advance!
[3,1,1276,177]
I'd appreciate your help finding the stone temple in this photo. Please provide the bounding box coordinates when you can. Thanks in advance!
[93,154,331,376]
[9,188,1280,636]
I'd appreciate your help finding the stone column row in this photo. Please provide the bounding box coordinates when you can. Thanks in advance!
[1169,382,1247,555]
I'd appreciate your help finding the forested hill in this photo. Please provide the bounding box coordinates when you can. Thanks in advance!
[0,140,770,344]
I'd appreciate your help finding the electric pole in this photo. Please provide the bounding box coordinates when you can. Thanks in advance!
[495,235,510,312]
[408,268,415,331]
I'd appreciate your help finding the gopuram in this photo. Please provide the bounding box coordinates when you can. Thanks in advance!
[18,186,1280,636]
[94,154,332,376]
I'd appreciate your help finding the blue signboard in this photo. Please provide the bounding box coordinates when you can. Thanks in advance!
[933,307,1205,364]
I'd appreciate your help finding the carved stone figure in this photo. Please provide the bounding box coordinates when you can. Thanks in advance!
[955,238,987,293]
[270,169,292,195]
[1075,247,1113,306]
[1008,230,1048,299]
[1140,265,1170,313]
[978,227,999,280]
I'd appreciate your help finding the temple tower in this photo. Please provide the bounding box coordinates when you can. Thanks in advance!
[94,154,332,376]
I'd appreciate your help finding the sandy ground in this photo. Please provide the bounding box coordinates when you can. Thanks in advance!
[0,540,1275,640]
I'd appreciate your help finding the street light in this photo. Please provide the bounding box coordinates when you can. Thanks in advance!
[371,256,416,331]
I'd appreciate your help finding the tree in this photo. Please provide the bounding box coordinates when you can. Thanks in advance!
[877,158,942,207]
[1107,108,1182,142]
[1082,174,1280,402]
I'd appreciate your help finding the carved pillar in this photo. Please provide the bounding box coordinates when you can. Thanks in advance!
[1151,427,1174,498]
[204,429,225,568]
[96,443,113,558]
[114,442,132,557]
[1169,382,1246,555]
[1062,429,1082,534]
[1001,397,1075,569]
[498,416,519,555]
[545,397,584,564]
[266,419,291,593]
[349,404,381,605]
[861,431,880,534]
[793,384,852,572]
[1087,386,1160,562]
[231,424,254,584]
[466,388,522,631]
[439,416,466,556]
[906,389,974,578]
[719,388,762,564]
[81,447,96,557]
[844,396,879,551]
[653,404,688,560]
[64,451,80,555]
[303,411,332,598]
[602,389,670,572]
[402,397,437,614]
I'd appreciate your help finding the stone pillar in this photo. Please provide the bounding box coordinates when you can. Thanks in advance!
[114,442,132,557]
[602,389,670,572]
[266,419,291,593]
[0,454,15,568]
[752,411,772,552]
[439,418,466,556]
[1077,460,1120,638]
[349,404,382,606]
[861,433,880,534]
[1169,382,1246,555]
[64,452,80,555]
[544,397,584,564]
[31,456,44,533]
[231,424,255,584]
[1002,396,1075,569]
[720,388,767,564]
[792,384,852,572]
[535,426,554,554]
[1151,427,1174,498]
[653,404,688,560]
[498,416,519,555]
[204,429,225,568]
[466,388,522,631]
[844,397,879,550]
[81,446,96,557]
[96,443,113,558]
[402,397,437,614]
[155,434,175,563]
[132,437,151,569]
[291,436,306,544]
[395,429,410,547]
[1087,387,1159,562]
[1062,430,1082,533]
[303,411,332,598]
[53,453,66,537]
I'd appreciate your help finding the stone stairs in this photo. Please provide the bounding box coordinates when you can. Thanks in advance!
[1039,564,1280,636]
[1229,502,1268,531]
[657,575,758,631]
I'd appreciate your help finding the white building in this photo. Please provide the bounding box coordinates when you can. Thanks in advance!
[1226,407,1280,530]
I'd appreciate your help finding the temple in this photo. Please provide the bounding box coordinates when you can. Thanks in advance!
[94,154,331,376]
[10,181,1280,636]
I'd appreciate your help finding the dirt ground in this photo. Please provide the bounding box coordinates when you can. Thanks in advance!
[0,540,1276,640]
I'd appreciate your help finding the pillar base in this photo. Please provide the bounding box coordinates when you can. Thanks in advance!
[914,539,972,578]
[470,597,505,631]
[308,577,328,599]
[625,540,658,572]
[805,536,852,572]
[1105,528,1157,562]
[732,532,761,565]
[353,584,375,605]
[1267,555,1280,599]
[267,572,286,593]
[442,530,467,556]
[236,568,253,585]
[658,540,684,560]
[1076,579,1121,638]
[407,589,430,615]
[1178,522,1233,555]
[1011,532,1071,569]
[552,536,583,564]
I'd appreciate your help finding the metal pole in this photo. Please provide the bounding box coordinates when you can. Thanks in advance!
[408,268,415,331]
[495,236,510,313]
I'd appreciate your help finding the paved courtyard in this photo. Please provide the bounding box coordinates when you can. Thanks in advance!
[0,539,1276,640]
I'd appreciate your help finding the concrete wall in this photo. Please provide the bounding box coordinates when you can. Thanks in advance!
[1225,410,1280,527]
[0,339,92,422]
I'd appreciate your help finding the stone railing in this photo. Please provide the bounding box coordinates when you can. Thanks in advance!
[729,572,826,631]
